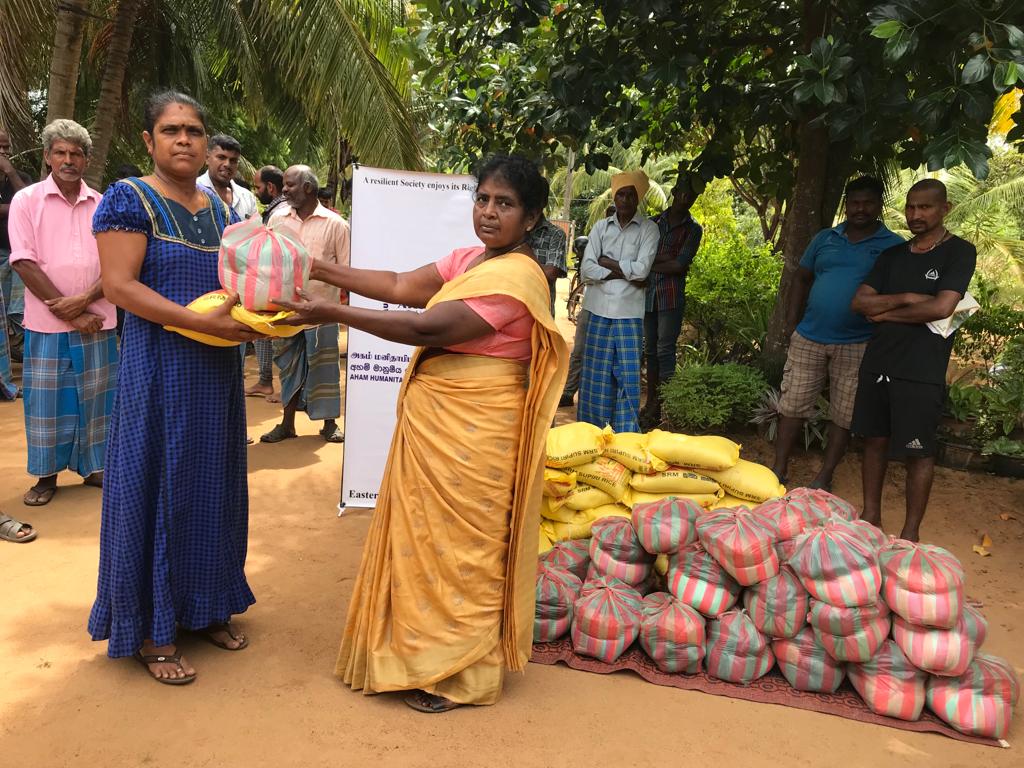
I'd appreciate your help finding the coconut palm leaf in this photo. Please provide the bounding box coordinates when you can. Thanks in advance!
[0,0,53,142]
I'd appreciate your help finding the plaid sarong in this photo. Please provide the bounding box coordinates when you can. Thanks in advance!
[22,329,118,477]
[578,314,643,433]
[0,288,17,400]
[274,324,341,420]
[254,338,275,384]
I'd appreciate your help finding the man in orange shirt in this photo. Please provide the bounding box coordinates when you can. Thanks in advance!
[261,165,349,444]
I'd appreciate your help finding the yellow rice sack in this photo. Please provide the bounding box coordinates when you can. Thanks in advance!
[603,432,668,474]
[574,457,632,502]
[542,504,632,541]
[629,466,720,495]
[543,467,578,497]
[540,495,577,524]
[546,422,610,468]
[706,459,786,502]
[646,429,741,471]
[563,483,616,511]
[538,527,555,555]
[712,494,756,510]
[165,290,309,346]
[625,489,723,509]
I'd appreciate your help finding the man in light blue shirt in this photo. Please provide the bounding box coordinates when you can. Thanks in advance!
[771,176,904,490]
[578,171,659,432]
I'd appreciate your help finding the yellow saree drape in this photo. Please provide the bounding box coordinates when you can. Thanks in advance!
[336,252,568,705]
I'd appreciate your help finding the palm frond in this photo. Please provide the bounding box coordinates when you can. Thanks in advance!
[0,0,53,142]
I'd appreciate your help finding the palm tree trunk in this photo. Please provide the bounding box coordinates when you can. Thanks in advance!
[84,0,141,189]
[45,0,89,123]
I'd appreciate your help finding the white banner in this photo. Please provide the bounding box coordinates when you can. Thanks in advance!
[340,166,480,508]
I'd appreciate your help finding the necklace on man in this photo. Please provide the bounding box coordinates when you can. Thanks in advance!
[910,228,949,253]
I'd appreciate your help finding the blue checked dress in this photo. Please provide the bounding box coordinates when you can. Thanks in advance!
[88,179,254,657]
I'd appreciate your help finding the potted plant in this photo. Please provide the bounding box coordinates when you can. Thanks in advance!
[982,437,1024,478]
[940,382,984,441]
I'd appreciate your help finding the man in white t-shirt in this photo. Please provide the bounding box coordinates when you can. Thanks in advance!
[196,134,258,220]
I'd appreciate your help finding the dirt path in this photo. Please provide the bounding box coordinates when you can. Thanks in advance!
[1,318,1021,767]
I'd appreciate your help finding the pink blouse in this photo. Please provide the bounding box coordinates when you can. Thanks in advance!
[434,246,534,363]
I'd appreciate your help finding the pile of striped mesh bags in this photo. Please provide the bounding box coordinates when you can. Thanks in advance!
[531,426,1018,739]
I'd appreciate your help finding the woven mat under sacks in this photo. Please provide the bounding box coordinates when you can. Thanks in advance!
[530,638,1006,748]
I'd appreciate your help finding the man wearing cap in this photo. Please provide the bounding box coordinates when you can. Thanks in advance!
[577,171,659,432]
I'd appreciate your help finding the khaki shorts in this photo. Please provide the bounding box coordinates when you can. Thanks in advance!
[778,332,868,429]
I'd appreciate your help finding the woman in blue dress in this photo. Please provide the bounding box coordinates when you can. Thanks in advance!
[89,91,262,684]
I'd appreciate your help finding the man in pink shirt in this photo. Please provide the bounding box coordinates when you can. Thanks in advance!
[9,119,118,507]
[261,165,349,444]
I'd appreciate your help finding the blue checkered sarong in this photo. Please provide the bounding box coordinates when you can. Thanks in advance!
[578,314,643,433]
[0,287,17,400]
[22,328,118,477]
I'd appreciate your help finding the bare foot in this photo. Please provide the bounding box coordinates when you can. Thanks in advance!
[138,641,195,681]
[245,382,274,398]
[266,393,281,404]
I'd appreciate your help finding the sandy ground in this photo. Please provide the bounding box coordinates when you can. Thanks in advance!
[1,290,1022,768]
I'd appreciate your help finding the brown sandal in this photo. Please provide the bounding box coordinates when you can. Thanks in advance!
[403,690,462,713]
[133,650,196,685]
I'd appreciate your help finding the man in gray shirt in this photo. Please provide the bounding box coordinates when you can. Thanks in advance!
[577,171,659,432]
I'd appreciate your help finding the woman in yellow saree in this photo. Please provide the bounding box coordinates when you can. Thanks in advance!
[276,155,568,711]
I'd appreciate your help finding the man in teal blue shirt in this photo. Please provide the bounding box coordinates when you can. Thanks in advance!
[771,176,904,490]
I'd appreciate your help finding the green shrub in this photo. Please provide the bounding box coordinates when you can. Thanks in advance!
[661,363,768,433]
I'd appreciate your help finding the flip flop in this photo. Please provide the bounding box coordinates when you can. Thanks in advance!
[0,514,37,543]
[320,425,344,443]
[403,690,462,713]
[23,485,57,507]
[133,650,196,686]
[194,622,248,651]
[260,424,297,443]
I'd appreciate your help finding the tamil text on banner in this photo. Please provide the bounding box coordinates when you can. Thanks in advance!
[341,166,480,508]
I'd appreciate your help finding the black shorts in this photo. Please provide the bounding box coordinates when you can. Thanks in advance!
[850,370,944,458]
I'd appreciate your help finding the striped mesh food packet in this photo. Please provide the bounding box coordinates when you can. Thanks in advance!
[631,497,702,554]
[824,517,889,552]
[807,597,890,636]
[639,592,707,674]
[588,545,653,587]
[892,615,976,677]
[571,575,644,663]
[667,543,742,617]
[591,516,653,564]
[847,639,929,721]
[540,539,591,581]
[926,653,1021,739]
[814,614,891,663]
[705,609,775,685]
[743,566,809,639]
[880,540,965,629]
[697,507,780,586]
[751,496,812,541]
[959,603,988,649]
[785,487,858,522]
[789,523,881,607]
[534,564,583,642]
[772,626,846,693]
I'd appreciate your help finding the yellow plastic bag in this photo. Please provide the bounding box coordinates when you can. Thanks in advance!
[546,422,610,468]
[706,459,786,502]
[645,429,741,471]
[538,526,555,555]
[540,495,577,524]
[543,467,578,497]
[654,554,669,576]
[562,483,616,511]
[629,466,720,495]
[603,432,668,474]
[625,489,722,509]
[711,494,756,510]
[542,504,631,541]
[574,457,632,502]
[164,290,308,346]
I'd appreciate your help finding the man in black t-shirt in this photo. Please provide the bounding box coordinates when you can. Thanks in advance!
[849,179,976,542]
